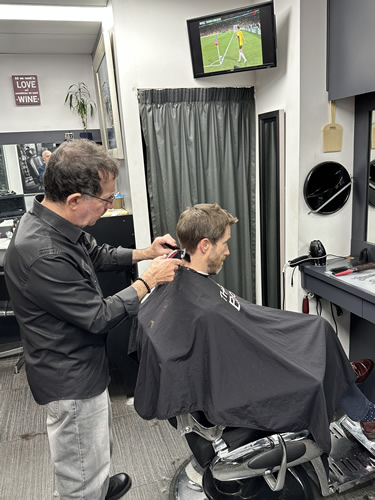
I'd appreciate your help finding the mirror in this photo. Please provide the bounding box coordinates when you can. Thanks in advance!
[259,110,285,309]
[0,143,57,212]
[0,130,101,212]
[351,93,375,259]
[0,147,8,192]
[367,111,375,243]
[92,31,124,160]
[16,143,57,194]
[303,162,351,215]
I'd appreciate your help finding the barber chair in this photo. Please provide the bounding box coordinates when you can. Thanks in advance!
[168,412,375,500]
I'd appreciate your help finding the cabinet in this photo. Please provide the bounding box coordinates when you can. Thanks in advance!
[0,214,139,390]
[84,214,139,397]
[327,0,375,100]
[300,261,375,400]
[0,194,26,222]
[300,261,375,323]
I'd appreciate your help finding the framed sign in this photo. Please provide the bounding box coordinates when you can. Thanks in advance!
[92,31,124,159]
[12,75,41,106]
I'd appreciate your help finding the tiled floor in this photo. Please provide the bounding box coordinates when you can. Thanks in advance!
[1,352,375,500]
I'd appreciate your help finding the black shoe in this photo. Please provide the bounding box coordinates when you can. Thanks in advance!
[105,473,132,500]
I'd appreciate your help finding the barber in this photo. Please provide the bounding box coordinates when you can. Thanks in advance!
[4,139,181,500]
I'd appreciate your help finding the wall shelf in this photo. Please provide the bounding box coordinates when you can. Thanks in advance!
[300,261,375,324]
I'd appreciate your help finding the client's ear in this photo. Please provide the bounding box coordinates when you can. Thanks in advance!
[198,238,211,254]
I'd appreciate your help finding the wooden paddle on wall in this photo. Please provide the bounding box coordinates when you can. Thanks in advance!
[322,100,343,152]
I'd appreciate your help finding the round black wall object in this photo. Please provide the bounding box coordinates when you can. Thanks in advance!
[303,162,351,215]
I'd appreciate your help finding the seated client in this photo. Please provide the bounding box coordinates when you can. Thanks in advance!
[130,203,375,454]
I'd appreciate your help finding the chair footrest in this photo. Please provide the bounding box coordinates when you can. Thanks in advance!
[304,419,375,495]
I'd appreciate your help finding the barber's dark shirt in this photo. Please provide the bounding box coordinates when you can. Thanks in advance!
[4,196,139,405]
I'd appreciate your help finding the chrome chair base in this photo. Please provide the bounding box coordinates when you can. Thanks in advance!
[170,457,315,500]
[170,458,206,500]
[0,343,24,373]
[170,419,375,499]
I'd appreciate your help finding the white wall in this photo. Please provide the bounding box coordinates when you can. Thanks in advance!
[111,0,256,272]
[0,1,357,352]
[0,54,99,133]
[255,0,353,350]
[298,0,354,351]
[111,0,355,352]
[254,0,301,309]
[0,53,101,211]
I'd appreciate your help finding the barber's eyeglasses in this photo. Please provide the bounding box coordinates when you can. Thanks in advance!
[81,192,116,205]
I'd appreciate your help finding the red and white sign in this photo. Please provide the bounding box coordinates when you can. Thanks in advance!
[12,75,41,106]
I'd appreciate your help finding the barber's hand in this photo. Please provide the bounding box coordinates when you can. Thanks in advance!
[132,234,178,263]
[132,256,181,300]
[142,255,181,288]
[148,234,177,258]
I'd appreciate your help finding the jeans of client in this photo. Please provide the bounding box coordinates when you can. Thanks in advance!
[338,383,371,421]
[46,388,112,500]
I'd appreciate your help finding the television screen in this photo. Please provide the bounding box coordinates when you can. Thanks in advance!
[187,2,276,78]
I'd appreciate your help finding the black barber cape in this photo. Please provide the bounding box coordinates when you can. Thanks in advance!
[130,267,356,453]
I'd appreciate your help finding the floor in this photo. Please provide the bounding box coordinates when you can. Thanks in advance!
[1,351,375,500]
[0,352,191,500]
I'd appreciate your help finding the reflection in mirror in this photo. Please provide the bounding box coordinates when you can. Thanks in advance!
[0,144,56,213]
[16,143,56,194]
[93,31,124,159]
[0,131,102,215]
[367,111,375,243]
[97,57,116,150]
[0,147,9,192]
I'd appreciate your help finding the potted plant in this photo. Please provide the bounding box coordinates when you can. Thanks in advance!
[64,82,96,139]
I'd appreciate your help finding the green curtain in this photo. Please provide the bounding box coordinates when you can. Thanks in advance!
[138,87,256,301]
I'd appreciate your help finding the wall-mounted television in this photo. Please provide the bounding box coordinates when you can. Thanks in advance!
[187,2,277,79]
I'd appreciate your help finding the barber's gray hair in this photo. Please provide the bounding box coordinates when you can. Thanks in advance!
[176,203,238,254]
[43,139,119,202]
[42,150,51,161]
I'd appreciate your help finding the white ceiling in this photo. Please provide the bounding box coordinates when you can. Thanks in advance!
[0,1,108,5]
[0,19,102,54]
[0,2,107,54]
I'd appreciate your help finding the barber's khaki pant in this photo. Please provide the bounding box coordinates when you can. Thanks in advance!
[46,389,112,500]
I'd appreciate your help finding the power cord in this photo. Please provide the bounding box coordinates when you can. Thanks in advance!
[330,302,338,334]
[287,253,347,268]
[315,295,322,316]
[282,264,287,310]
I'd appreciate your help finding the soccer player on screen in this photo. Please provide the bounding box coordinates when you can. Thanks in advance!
[237,25,247,63]
[215,33,223,65]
